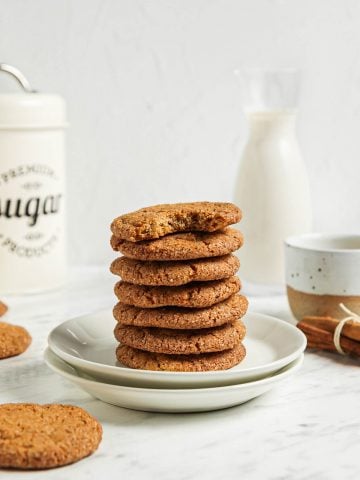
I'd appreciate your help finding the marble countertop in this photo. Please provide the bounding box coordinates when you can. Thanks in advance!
[1,267,359,480]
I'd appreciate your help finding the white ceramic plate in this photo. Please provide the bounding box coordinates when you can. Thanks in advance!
[44,348,304,413]
[48,310,306,388]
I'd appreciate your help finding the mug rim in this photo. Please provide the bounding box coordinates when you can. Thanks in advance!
[284,233,360,253]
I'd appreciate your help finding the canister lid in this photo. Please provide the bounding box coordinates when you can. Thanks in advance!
[0,64,67,129]
[0,93,67,129]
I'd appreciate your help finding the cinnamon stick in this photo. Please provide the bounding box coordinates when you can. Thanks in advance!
[297,321,360,356]
[302,315,360,342]
[0,301,8,317]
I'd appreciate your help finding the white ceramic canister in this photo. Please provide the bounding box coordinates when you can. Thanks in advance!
[0,64,67,294]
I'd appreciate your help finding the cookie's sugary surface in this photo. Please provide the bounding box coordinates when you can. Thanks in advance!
[110,254,240,286]
[115,320,245,355]
[117,342,246,372]
[115,276,241,308]
[111,201,242,242]
[111,228,243,261]
[113,294,248,329]
[0,322,31,359]
[0,403,102,469]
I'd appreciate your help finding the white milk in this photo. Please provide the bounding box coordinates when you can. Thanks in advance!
[234,110,312,285]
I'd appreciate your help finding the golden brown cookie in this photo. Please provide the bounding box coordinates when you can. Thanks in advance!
[0,322,31,359]
[0,301,8,317]
[115,320,245,355]
[117,342,246,372]
[111,201,242,242]
[0,403,102,469]
[111,228,243,261]
[115,276,241,308]
[113,294,248,329]
[110,254,240,286]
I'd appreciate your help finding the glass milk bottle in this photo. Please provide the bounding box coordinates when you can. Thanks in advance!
[234,69,312,287]
[0,64,67,294]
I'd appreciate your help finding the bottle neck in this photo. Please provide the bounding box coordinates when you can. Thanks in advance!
[247,110,297,138]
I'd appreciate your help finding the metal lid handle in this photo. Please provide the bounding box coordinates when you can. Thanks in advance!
[0,63,35,93]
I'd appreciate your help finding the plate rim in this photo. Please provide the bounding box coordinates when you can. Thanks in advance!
[47,310,306,379]
[44,347,304,394]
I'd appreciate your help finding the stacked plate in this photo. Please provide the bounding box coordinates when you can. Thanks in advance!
[45,310,306,413]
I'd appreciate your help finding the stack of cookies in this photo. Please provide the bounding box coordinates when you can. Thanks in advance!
[110,202,248,372]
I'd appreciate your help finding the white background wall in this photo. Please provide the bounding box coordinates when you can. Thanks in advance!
[1,0,360,265]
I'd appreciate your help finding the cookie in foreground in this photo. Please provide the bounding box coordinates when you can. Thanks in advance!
[0,322,31,359]
[111,201,242,242]
[0,403,102,469]
[117,342,246,372]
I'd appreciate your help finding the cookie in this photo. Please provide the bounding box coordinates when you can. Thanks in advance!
[111,228,244,261]
[111,201,242,242]
[115,276,241,308]
[0,301,8,317]
[0,403,102,469]
[113,294,248,329]
[110,254,240,286]
[0,322,31,359]
[117,342,246,372]
[114,320,245,355]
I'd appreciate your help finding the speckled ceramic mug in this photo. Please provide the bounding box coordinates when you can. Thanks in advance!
[285,234,360,321]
